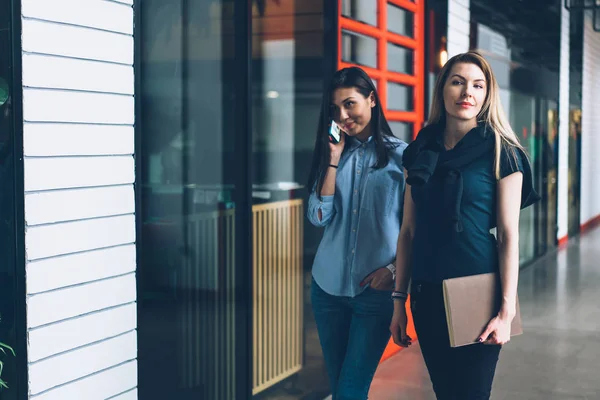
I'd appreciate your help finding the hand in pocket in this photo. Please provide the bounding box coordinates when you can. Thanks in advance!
[361,267,393,290]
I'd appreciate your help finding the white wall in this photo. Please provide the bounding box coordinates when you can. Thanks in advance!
[581,11,600,226]
[447,0,470,57]
[557,3,570,240]
[21,0,137,399]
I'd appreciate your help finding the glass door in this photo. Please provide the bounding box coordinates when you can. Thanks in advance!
[137,0,252,398]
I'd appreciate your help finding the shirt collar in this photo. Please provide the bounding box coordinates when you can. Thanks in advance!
[346,135,373,152]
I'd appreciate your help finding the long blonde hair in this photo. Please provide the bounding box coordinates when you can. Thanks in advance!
[428,51,524,180]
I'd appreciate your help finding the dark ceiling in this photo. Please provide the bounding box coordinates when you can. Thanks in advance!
[470,0,562,71]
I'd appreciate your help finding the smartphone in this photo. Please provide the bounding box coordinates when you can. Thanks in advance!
[329,121,342,144]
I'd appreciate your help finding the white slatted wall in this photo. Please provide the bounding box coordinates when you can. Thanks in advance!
[557,2,570,241]
[581,10,600,227]
[447,0,470,57]
[21,0,137,399]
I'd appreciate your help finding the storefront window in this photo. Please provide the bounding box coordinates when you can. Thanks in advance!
[251,1,329,398]
[138,1,330,398]
[509,91,537,263]
[471,11,561,264]
[137,1,250,398]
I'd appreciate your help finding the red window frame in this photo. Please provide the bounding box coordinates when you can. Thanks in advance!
[338,0,425,140]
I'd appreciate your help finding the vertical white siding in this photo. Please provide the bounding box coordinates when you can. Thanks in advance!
[447,0,470,57]
[557,3,570,241]
[581,11,600,226]
[21,0,137,398]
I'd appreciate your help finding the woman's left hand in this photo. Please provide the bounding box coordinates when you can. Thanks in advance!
[360,268,393,290]
[477,313,513,345]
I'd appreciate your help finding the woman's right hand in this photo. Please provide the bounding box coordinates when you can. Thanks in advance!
[329,124,346,165]
[390,303,412,347]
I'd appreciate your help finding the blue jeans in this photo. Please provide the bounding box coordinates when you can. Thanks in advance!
[311,278,393,400]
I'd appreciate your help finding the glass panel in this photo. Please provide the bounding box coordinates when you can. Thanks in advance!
[387,3,413,37]
[543,101,558,251]
[138,1,247,399]
[0,2,18,398]
[251,1,329,399]
[342,30,378,68]
[568,107,582,235]
[387,82,413,111]
[509,91,536,264]
[387,42,413,74]
[388,121,413,143]
[342,0,377,26]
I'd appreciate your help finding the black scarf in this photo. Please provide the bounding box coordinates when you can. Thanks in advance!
[403,123,540,232]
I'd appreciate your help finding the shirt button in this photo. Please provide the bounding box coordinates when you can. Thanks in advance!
[353,209,357,214]
[352,249,355,253]
[352,229,356,232]
[357,170,361,174]
[354,190,358,194]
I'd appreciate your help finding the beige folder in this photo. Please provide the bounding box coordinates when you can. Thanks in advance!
[442,272,523,348]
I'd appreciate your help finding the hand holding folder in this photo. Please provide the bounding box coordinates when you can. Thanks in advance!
[442,272,522,348]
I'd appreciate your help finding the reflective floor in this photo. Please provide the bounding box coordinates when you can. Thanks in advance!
[370,226,600,400]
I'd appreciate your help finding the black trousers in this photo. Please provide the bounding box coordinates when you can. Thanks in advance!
[411,281,502,400]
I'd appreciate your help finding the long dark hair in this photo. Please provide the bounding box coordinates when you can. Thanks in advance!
[307,66,397,197]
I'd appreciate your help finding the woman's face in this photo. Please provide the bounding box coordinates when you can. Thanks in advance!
[331,87,375,138]
[443,62,487,124]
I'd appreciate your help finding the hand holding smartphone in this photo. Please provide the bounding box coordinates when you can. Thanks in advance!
[329,121,343,144]
[328,120,345,165]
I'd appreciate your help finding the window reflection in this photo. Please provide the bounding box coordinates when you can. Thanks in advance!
[342,30,378,69]
[252,1,329,398]
[509,91,536,263]
[387,42,413,75]
[138,1,242,398]
[138,1,330,399]
[342,0,377,26]
[388,121,413,143]
[472,17,560,264]
[387,3,413,37]
[388,81,414,111]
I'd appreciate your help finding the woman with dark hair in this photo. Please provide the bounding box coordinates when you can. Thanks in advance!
[307,66,408,399]
[390,51,539,399]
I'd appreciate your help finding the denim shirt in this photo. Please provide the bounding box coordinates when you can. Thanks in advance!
[308,136,408,297]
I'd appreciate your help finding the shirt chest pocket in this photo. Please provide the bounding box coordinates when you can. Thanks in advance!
[361,170,398,216]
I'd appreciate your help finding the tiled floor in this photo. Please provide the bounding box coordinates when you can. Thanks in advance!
[369,226,600,400]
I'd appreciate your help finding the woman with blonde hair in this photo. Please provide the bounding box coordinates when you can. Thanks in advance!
[389,51,539,399]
